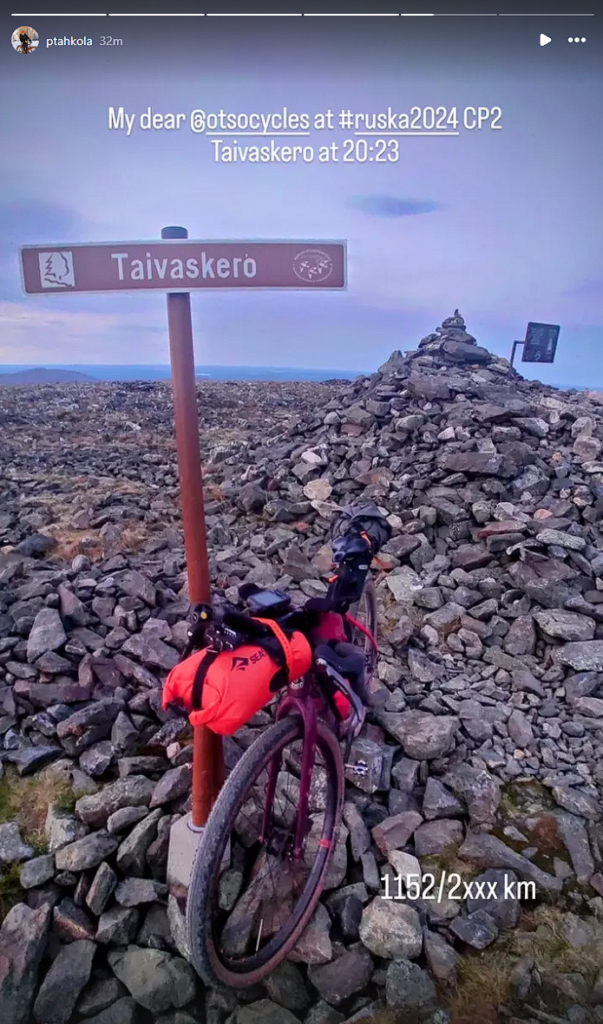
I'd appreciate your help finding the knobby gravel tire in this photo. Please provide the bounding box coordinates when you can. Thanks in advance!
[349,576,379,682]
[186,715,344,989]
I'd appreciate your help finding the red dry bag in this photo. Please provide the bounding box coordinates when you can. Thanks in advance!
[162,618,313,736]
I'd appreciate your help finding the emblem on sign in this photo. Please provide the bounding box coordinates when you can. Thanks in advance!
[38,251,75,289]
[292,249,333,284]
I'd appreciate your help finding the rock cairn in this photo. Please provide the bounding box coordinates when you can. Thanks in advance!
[1,315,603,1024]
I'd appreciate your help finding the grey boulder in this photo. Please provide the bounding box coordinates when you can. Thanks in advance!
[385,958,437,1020]
[0,823,34,866]
[27,608,66,663]
[33,939,96,1024]
[359,898,422,959]
[107,946,196,1012]
[76,776,155,828]
[0,903,51,1024]
[55,832,119,873]
[80,997,138,1024]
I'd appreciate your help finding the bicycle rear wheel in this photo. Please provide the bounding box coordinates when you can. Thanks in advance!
[347,576,379,683]
[186,715,344,988]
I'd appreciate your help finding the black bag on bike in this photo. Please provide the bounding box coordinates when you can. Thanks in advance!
[325,503,392,610]
[330,502,392,554]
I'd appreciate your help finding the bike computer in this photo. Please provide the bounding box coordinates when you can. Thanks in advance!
[246,590,292,617]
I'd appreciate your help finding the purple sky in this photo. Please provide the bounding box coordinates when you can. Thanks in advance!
[2,16,602,384]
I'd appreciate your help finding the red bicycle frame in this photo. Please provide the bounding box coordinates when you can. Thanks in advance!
[345,611,379,655]
[259,610,377,861]
[271,676,319,858]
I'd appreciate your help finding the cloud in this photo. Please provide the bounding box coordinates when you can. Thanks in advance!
[563,279,603,297]
[0,200,95,301]
[0,200,91,251]
[347,195,443,218]
[0,300,168,362]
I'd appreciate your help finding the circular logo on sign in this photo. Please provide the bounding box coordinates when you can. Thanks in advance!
[12,26,39,54]
[293,249,333,284]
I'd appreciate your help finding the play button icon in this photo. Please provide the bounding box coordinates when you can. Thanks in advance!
[540,33,552,46]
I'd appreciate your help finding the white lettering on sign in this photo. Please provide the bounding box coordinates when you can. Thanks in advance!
[110,252,258,282]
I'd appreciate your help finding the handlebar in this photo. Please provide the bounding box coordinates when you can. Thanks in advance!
[180,504,391,661]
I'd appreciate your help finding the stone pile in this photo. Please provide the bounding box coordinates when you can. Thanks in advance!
[2,315,603,1024]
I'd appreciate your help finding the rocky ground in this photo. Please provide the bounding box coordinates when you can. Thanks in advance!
[2,313,603,1024]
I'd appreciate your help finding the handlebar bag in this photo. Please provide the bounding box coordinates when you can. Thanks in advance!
[162,619,313,736]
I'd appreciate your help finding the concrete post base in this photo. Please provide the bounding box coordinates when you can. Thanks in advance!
[167,812,231,893]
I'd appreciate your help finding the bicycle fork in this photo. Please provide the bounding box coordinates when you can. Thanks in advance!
[262,685,318,860]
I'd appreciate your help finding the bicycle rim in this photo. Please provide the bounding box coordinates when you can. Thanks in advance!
[348,576,378,682]
[186,716,344,988]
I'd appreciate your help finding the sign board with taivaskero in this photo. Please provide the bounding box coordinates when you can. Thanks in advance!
[20,240,347,294]
[522,322,560,364]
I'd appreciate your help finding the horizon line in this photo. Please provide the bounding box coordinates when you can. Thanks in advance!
[0,361,371,371]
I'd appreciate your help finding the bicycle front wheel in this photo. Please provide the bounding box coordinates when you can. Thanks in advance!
[186,716,344,988]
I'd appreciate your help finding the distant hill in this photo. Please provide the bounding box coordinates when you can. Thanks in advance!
[0,368,99,385]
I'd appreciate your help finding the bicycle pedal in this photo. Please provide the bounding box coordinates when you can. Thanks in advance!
[344,760,369,778]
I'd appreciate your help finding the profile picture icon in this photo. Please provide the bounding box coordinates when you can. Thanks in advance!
[12,26,39,54]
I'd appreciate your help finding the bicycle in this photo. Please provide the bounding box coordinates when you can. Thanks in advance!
[182,503,391,989]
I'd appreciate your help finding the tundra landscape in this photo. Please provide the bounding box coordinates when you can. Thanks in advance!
[2,318,603,1024]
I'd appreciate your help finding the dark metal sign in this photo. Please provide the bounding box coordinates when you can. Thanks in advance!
[522,322,560,364]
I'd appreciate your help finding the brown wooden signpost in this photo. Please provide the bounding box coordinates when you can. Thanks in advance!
[21,238,346,294]
[19,229,347,859]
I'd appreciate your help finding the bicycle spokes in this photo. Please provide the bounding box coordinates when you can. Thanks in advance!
[212,736,332,964]
[218,851,304,958]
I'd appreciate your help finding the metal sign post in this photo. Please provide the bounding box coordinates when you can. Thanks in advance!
[510,321,560,367]
[510,340,523,368]
[20,229,347,891]
[161,226,223,830]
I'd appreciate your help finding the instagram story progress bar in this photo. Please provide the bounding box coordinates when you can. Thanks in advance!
[9,11,597,19]
[8,10,596,15]
[9,10,596,14]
